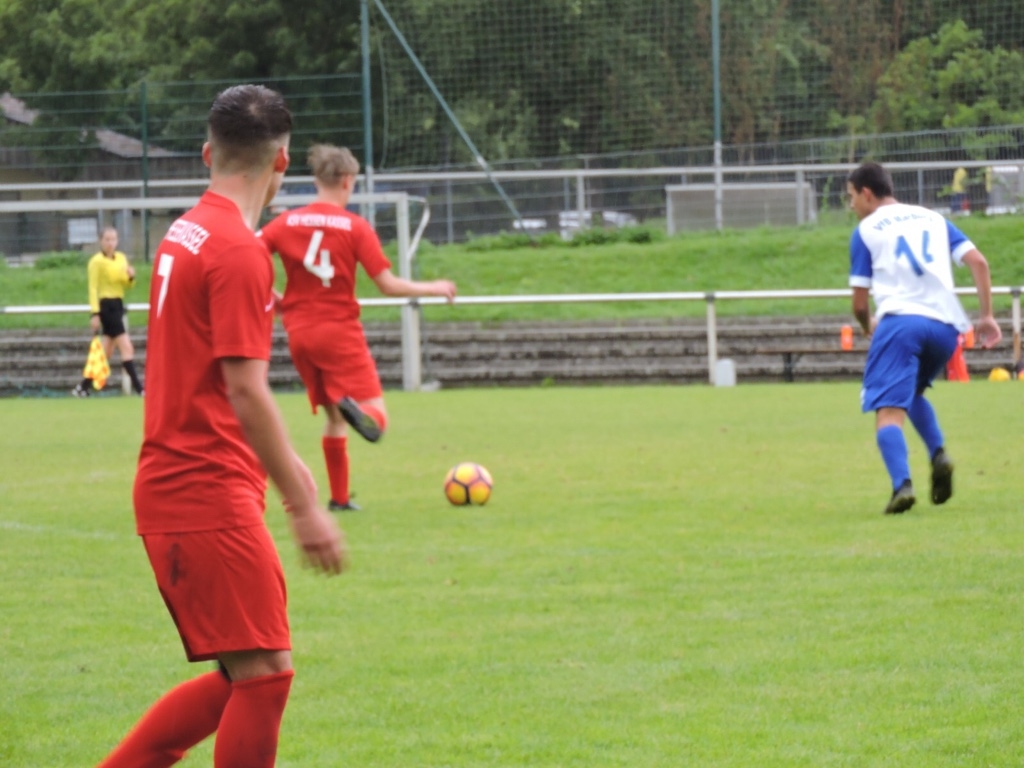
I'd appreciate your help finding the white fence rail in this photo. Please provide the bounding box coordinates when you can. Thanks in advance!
[3,159,1021,247]
[4,288,1021,388]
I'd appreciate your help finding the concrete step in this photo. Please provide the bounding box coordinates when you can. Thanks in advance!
[1,317,1018,396]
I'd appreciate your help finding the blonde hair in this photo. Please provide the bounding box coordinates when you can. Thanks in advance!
[308,144,360,186]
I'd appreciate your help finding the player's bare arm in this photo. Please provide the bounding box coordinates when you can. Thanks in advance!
[372,269,457,302]
[961,249,1002,349]
[851,286,873,337]
[221,357,347,574]
[284,457,350,574]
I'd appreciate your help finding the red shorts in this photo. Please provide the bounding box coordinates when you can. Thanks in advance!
[142,525,290,662]
[286,321,383,411]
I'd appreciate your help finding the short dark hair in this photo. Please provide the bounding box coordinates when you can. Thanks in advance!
[848,162,894,198]
[207,85,292,172]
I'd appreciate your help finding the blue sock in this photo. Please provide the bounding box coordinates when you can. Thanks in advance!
[907,395,943,458]
[876,425,910,491]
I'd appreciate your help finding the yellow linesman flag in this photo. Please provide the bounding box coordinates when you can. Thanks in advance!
[83,335,110,390]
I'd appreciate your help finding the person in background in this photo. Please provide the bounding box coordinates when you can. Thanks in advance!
[259,144,456,512]
[949,166,968,215]
[93,85,346,768]
[72,226,144,396]
[846,162,1001,515]
[982,166,993,214]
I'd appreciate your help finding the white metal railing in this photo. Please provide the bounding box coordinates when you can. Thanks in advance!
[4,288,1021,387]
[4,159,1021,238]
[0,191,413,214]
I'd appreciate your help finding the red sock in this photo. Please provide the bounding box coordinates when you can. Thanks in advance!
[96,670,232,768]
[214,670,294,768]
[322,435,350,504]
[360,403,388,433]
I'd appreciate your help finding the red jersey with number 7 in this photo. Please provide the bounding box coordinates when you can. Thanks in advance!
[134,191,276,535]
[258,202,391,332]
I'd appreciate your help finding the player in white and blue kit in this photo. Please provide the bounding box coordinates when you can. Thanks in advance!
[846,163,1001,514]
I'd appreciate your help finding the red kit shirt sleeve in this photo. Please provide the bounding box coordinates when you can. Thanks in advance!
[352,217,391,278]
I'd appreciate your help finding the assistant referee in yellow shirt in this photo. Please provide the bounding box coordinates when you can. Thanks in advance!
[72,226,145,396]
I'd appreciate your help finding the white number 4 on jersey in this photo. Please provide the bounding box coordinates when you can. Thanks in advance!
[303,229,335,287]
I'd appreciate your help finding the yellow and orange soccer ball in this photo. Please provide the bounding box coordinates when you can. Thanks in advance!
[444,462,493,506]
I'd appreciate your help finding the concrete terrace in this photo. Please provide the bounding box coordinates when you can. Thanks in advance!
[1,316,1016,397]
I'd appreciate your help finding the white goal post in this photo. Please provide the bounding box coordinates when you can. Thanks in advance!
[0,191,432,391]
[665,181,818,233]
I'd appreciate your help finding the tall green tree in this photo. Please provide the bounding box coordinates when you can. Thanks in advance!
[124,0,360,81]
[718,0,831,148]
[869,20,1024,133]
[1,0,1023,172]
[0,0,143,93]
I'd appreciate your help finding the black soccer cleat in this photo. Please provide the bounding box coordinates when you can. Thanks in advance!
[930,448,954,505]
[328,498,362,513]
[338,397,382,443]
[71,383,91,398]
[884,480,916,515]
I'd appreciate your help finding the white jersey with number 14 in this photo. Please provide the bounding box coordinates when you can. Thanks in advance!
[848,202,974,332]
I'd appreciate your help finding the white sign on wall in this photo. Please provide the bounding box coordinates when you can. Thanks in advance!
[67,218,99,246]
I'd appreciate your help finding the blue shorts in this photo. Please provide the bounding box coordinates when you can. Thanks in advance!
[861,315,959,412]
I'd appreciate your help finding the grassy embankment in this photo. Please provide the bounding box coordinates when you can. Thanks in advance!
[2,214,1022,329]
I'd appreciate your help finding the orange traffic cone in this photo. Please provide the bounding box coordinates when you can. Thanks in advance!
[840,325,854,351]
[946,335,969,382]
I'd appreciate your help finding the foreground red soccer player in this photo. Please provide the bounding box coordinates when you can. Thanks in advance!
[95,85,346,768]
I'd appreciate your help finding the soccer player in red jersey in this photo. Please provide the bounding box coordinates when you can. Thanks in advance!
[95,85,346,768]
[259,144,456,512]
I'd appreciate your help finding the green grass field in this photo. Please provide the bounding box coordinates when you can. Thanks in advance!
[4,214,1023,328]
[3,382,1024,766]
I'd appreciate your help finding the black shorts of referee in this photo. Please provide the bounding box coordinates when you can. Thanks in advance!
[97,298,128,337]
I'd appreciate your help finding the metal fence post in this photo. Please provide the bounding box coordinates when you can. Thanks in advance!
[796,168,805,225]
[713,145,724,232]
[361,0,376,229]
[397,195,422,391]
[576,171,587,228]
[140,80,150,262]
[1012,287,1021,365]
[712,0,723,233]
[706,292,718,384]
